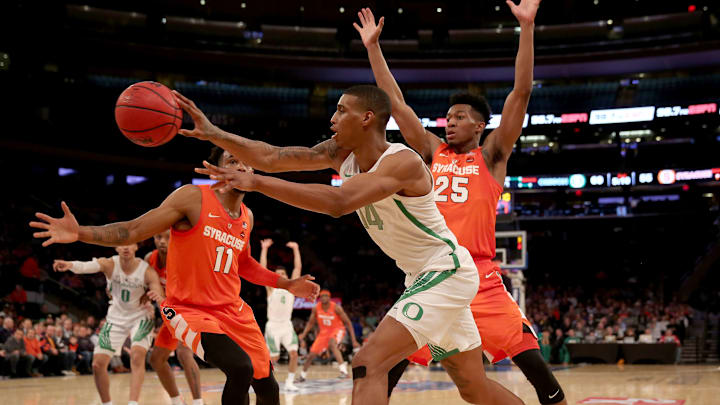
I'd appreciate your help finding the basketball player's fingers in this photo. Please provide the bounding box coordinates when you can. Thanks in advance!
[194,167,211,175]
[378,16,385,30]
[301,274,316,281]
[41,238,55,247]
[34,212,55,223]
[352,22,362,33]
[366,7,376,23]
[357,10,366,26]
[33,231,51,238]
[506,0,518,11]
[29,221,50,230]
[60,201,72,216]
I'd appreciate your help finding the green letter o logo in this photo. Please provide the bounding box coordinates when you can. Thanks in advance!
[402,302,424,321]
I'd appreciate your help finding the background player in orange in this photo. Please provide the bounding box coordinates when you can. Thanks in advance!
[52,244,164,405]
[30,147,320,405]
[297,290,359,380]
[146,229,204,405]
[355,3,567,404]
[260,238,303,391]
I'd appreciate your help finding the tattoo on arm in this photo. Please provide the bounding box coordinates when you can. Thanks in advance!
[90,225,131,244]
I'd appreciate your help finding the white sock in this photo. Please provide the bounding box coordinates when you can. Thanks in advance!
[170,396,183,405]
[301,370,307,378]
[287,372,295,382]
[102,402,112,405]
[339,362,348,374]
[128,402,138,405]
[192,399,204,405]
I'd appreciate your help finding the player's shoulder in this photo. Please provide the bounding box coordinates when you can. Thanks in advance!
[143,251,154,262]
[169,184,202,201]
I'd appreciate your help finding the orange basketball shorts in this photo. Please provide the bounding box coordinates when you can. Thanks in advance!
[160,299,271,379]
[310,328,345,355]
[154,323,179,351]
[408,262,538,365]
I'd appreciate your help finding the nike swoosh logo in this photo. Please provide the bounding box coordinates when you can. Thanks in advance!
[549,389,560,399]
[344,173,353,177]
[208,213,220,218]
[485,272,495,279]
[439,153,449,157]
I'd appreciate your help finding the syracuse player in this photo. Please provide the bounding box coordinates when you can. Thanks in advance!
[30,147,320,405]
[355,3,568,405]
[297,290,359,380]
[146,229,204,405]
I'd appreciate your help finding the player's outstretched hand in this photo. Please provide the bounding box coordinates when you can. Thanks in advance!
[30,202,79,247]
[195,160,257,193]
[506,0,541,26]
[353,7,384,49]
[52,259,73,272]
[173,90,219,141]
[286,241,299,250]
[261,239,274,249]
[286,274,320,300]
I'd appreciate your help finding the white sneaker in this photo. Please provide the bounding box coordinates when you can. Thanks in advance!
[285,380,300,391]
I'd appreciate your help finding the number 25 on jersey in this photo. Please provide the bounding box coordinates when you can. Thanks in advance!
[435,176,469,203]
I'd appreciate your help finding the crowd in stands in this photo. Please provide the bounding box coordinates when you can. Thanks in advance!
[526,285,692,364]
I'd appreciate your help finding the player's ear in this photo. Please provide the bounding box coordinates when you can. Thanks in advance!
[362,111,375,128]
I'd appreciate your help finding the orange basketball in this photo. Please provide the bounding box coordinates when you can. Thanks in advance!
[114,81,182,147]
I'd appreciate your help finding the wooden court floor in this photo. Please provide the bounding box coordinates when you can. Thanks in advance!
[3,363,718,405]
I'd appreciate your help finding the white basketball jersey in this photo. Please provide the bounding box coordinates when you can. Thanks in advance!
[106,256,150,324]
[267,288,295,323]
[340,143,473,286]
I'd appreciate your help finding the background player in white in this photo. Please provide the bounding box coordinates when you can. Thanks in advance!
[53,244,164,405]
[146,230,204,405]
[260,238,302,391]
[176,86,525,404]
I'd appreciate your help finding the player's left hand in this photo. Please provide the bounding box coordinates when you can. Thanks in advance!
[30,202,80,247]
[506,0,541,26]
[352,339,360,349]
[173,90,220,141]
[286,274,320,300]
[286,241,299,250]
[195,160,257,193]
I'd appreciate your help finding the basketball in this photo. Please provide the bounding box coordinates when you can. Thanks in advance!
[114,81,182,147]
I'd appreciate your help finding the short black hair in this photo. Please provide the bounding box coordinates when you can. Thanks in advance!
[342,85,392,130]
[208,146,225,166]
[449,92,492,123]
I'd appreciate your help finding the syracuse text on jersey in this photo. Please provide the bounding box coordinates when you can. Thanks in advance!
[203,225,246,251]
[431,160,481,176]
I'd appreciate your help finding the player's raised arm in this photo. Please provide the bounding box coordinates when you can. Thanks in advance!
[482,0,539,182]
[287,241,302,279]
[30,185,198,248]
[354,8,441,163]
[260,238,274,295]
[197,150,427,218]
[173,90,349,173]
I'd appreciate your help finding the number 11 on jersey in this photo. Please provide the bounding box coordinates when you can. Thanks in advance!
[213,246,233,274]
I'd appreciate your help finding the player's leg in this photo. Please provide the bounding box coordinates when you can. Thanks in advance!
[350,316,419,405]
[201,332,254,405]
[513,349,566,405]
[265,324,281,365]
[91,353,113,404]
[128,345,148,403]
[328,330,348,376]
[387,359,410,397]
[474,271,566,404]
[150,324,184,403]
[301,333,327,380]
[150,346,182,400]
[440,347,525,405]
[251,371,280,405]
[176,344,204,403]
[280,325,300,390]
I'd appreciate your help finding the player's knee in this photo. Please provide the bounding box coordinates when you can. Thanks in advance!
[253,374,280,405]
[289,351,298,360]
[513,349,565,405]
[150,348,168,369]
[130,349,146,367]
[91,357,108,374]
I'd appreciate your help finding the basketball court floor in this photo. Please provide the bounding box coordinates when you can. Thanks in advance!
[4,363,718,404]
